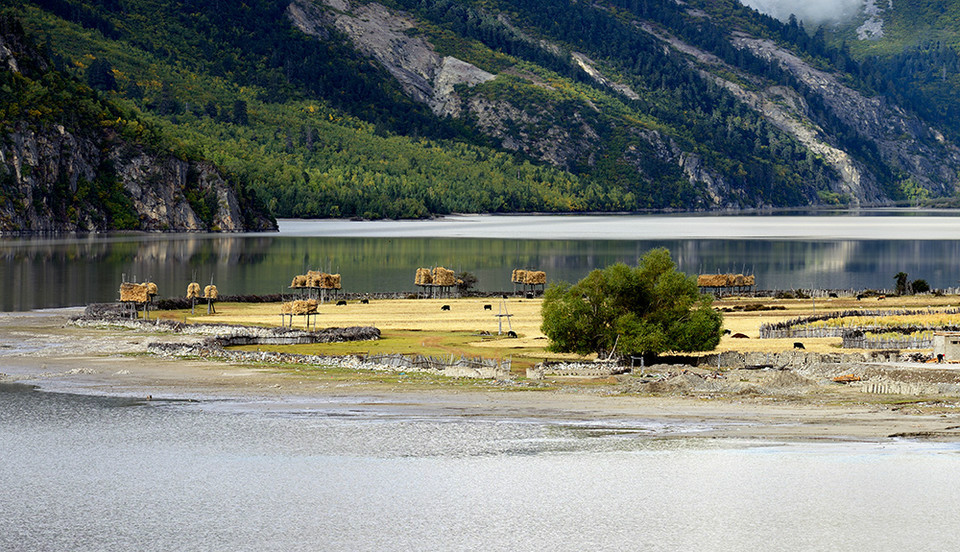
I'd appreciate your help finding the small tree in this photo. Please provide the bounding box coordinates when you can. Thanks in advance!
[540,248,722,358]
[86,58,116,92]
[456,271,478,294]
[894,272,909,295]
[911,279,930,294]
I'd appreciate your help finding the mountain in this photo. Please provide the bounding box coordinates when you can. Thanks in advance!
[0,15,276,233]
[5,0,960,218]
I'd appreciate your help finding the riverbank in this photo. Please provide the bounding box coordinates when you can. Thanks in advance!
[5,308,960,442]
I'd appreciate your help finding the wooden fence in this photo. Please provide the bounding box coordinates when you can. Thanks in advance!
[841,334,933,350]
[364,353,509,373]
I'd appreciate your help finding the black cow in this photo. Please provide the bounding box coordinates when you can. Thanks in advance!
[794,342,805,350]
[441,305,450,311]
[336,300,347,306]
[483,304,492,310]
[507,330,517,338]
[360,298,369,304]
[828,292,838,298]
[723,329,732,335]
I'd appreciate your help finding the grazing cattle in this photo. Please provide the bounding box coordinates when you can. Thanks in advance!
[878,295,886,301]
[794,342,805,350]
[731,333,749,339]
[441,305,450,311]
[526,293,534,299]
[507,330,517,338]
[828,292,838,298]
[360,298,369,304]
[336,300,347,306]
[856,294,863,301]
[723,329,732,335]
[483,304,492,310]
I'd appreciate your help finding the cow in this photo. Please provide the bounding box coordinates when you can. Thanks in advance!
[336,300,347,306]
[878,295,886,301]
[828,292,838,298]
[441,305,450,311]
[723,329,732,335]
[507,330,517,338]
[360,298,369,304]
[794,342,805,350]
[483,304,492,310]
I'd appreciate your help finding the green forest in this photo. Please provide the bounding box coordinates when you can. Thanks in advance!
[5,0,960,221]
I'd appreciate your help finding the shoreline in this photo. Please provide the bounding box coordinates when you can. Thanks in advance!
[4,309,960,443]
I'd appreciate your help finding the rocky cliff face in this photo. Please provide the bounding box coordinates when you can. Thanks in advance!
[0,19,275,234]
[731,35,960,198]
[0,125,275,233]
[287,0,719,204]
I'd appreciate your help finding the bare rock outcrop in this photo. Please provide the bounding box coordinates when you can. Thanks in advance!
[287,0,494,117]
[731,35,960,198]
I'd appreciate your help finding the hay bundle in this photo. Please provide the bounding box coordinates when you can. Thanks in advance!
[304,270,322,288]
[287,299,318,315]
[145,282,158,296]
[290,275,309,288]
[697,274,728,287]
[433,267,456,287]
[330,273,341,290]
[524,271,546,285]
[415,268,433,286]
[732,274,746,287]
[743,275,756,287]
[512,269,527,284]
[120,282,149,303]
[186,282,201,299]
[204,285,218,299]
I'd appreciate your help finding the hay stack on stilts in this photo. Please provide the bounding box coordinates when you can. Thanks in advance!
[186,282,201,314]
[697,273,757,296]
[119,281,151,320]
[289,270,344,302]
[280,299,319,329]
[414,268,433,298]
[204,284,218,314]
[512,268,546,296]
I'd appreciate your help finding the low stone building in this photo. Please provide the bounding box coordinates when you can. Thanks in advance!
[933,332,960,361]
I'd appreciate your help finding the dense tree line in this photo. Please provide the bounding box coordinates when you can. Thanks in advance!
[17,0,947,217]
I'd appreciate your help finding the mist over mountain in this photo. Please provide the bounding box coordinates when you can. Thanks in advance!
[738,0,864,27]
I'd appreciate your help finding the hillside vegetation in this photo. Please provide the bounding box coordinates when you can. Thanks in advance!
[5,0,960,220]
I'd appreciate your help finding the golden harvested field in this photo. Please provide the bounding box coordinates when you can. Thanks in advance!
[159,297,568,368]
[156,293,960,360]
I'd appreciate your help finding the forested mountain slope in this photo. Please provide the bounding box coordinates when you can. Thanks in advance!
[6,0,960,218]
[0,15,276,232]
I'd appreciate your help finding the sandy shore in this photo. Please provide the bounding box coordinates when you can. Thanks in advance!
[4,309,960,442]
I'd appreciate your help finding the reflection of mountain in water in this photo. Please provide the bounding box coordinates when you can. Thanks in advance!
[2,235,960,311]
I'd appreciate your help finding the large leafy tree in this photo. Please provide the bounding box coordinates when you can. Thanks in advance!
[540,249,723,358]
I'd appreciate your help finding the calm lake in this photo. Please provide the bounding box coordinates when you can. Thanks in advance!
[3,383,960,552]
[3,212,960,311]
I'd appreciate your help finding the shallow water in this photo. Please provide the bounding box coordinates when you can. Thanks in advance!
[3,213,960,310]
[3,383,960,551]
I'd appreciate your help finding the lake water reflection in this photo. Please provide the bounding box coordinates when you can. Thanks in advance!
[3,213,960,311]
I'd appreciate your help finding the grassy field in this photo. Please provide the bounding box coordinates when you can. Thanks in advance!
[154,293,960,364]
